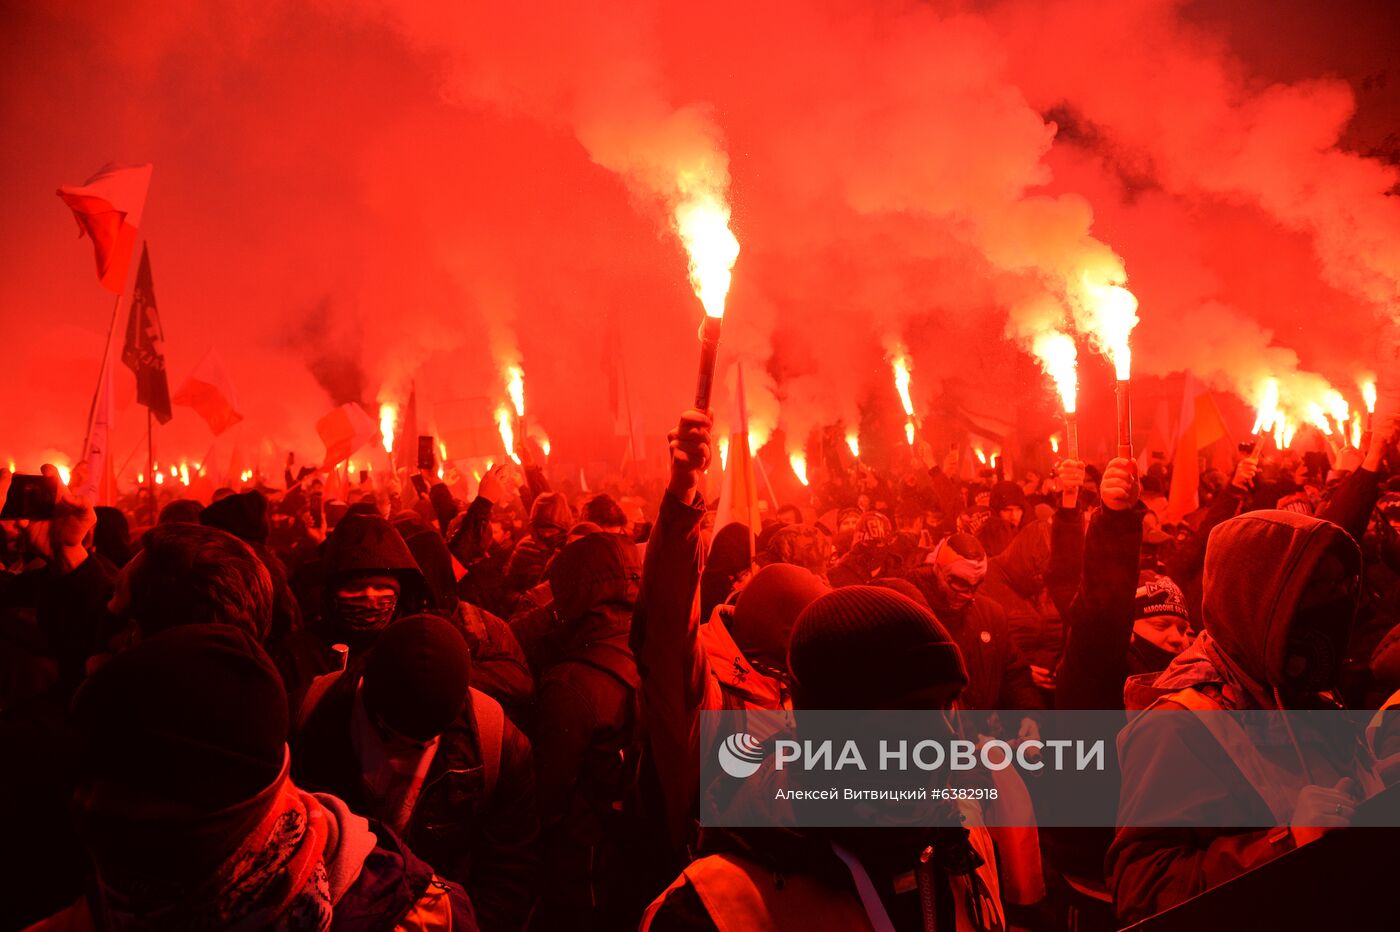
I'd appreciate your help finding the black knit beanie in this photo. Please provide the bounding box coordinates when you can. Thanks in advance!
[200,489,270,544]
[72,623,288,810]
[788,586,967,709]
[362,614,471,742]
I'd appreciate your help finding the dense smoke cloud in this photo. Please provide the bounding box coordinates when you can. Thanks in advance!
[1,0,1395,477]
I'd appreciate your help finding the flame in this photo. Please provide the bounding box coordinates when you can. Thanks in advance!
[1323,390,1349,430]
[1304,402,1333,436]
[438,441,449,463]
[747,431,763,455]
[974,447,988,465]
[437,466,445,480]
[845,431,860,459]
[539,435,552,457]
[240,469,253,483]
[379,403,397,454]
[1252,378,1281,434]
[1080,274,1139,380]
[789,451,809,486]
[137,472,145,484]
[506,365,526,418]
[155,471,165,485]
[1031,330,1078,414]
[1352,413,1363,448]
[718,436,730,469]
[1050,434,1060,454]
[674,189,740,319]
[1281,420,1298,449]
[179,463,190,486]
[1362,379,1378,415]
[57,465,72,487]
[5,459,14,473]
[347,460,355,476]
[904,421,915,447]
[496,406,521,464]
[891,348,915,417]
[168,464,178,478]
[193,462,202,473]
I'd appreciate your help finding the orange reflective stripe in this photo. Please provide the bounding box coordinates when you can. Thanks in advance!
[682,854,875,932]
[394,876,456,931]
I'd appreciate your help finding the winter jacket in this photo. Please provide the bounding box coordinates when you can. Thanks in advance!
[908,571,1044,712]
[642,821,1003,932]
[633,489,793,854]
[529,532,642,924]
[448,497,514,619]
[980,508,1083,674]
[292,669,538,932]
[1108,510,1376,924]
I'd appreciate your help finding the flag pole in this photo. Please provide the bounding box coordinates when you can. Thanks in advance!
[146,407,154,502]
[82,290,125,461]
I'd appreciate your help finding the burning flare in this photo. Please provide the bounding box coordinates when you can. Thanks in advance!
[718,436,730,470]
[1050,435,1060,455]
[1362,379,1378,415]
[1252,378,1281,435]
[1080,274,1139,379]
[904,421,915,447]
[974,447,988,466]
[789,451,809,486]
[379,403,398,454]
[845,431,860,459]
[890,348,915,418]
[674,189,740,319]
[496,405,521,465]
[506,365,526,418]
[1032,331,1078,414]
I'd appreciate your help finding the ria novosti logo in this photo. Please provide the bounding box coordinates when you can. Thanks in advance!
[717,733,766,778]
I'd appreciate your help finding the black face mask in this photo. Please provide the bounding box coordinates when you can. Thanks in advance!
[1283,597,1352,692]
[336,592,398,641]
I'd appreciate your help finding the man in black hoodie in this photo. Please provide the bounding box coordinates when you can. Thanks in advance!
[525,530,642,929]
[313,513,430,663]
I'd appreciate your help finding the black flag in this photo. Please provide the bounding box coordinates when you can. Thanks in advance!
[122,244,172,423]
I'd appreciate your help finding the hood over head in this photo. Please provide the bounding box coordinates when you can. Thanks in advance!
[546,531,642,625]
[1201,509,1360,690]
[529,491,574,545]
[321,513,429,615]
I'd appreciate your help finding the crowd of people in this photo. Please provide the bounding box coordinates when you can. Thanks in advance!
[4,404,1400,930]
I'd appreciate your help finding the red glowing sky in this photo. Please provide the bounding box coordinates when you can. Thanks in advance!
[1,0,1396,479]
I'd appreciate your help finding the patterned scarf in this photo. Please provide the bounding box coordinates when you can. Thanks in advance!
[96,769,333,931]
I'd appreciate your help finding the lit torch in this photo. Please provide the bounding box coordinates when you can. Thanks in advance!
[1033,330,1078,459]
[676,190,740,412]
[1082,275,1139,459]
[789,451,809,487]
[891,347,917,447]
[496,406,521,465]
[1245,378,1280,459]
[1361,377,1377,440]
[845,430,860,460]
[506,366,526,420]
[379,403,397,455]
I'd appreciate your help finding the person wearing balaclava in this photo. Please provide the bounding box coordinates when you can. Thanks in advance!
[32,624,476,930]
[1108,509,1385,924]
[292,614,538,932]
[502,491,574,601]
[316,513,428,663]
[528,530,642,928]
[642,586,1006,931]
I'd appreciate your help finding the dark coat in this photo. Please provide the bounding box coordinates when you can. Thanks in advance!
[291,667,539,932]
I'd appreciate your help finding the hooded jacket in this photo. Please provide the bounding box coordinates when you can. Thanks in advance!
[398,521,534,714]
[318,514,430,653]
[527,531,642,923]
[503,492,573,598]
[1108,510,1377,924]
